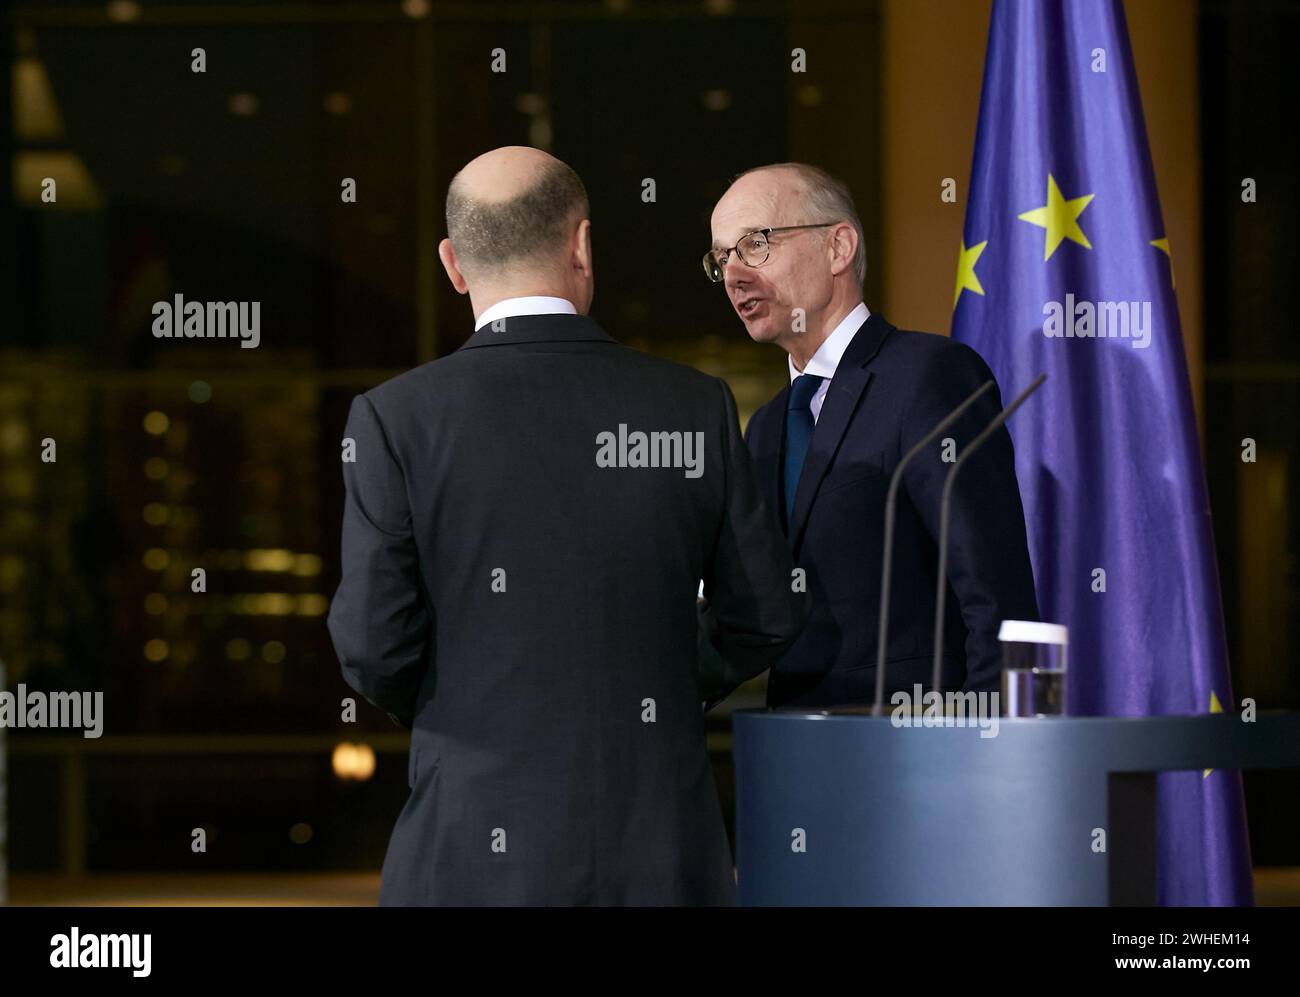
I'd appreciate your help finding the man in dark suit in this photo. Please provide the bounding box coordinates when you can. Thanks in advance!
[327,146,806,905]
[706,162,1038,707]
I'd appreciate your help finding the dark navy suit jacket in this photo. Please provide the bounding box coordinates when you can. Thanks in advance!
[327,313,806,905]
[744,310,1039,707]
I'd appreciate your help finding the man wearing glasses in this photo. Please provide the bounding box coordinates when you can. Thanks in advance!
[705,163,1039,707]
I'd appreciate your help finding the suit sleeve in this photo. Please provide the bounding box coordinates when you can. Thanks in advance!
[898,343,1039,693]
[327,394,432,728]
[697,379,809,706]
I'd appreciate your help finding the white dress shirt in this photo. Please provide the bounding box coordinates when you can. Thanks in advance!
[474,295,577,331]
[787,301,871,422]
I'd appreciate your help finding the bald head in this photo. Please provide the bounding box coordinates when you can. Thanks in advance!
[726,163,866,286]
[445,147,590,282]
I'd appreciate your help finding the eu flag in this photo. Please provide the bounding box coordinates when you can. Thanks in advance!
[951,0,1252,905]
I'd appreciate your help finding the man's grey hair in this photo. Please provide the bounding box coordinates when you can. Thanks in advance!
[446,160,589,277]
[731,162,867,287]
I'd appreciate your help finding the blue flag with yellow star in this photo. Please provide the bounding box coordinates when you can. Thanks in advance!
[951,0,1252,905]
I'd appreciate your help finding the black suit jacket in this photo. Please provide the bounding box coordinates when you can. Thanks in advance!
[326,312,806,905]
[744,310,1038,707]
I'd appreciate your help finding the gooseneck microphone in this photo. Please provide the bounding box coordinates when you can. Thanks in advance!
[930,372,1047,695]
[871,379,996,716]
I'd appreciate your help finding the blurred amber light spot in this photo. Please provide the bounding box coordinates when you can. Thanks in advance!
[106,1,141,23]
[332,743,376,781]
[295,594,329,616]
[702,89,731,112]
[245,548,295,572]
[292,553,323,576]
[797,84,824,107]
[229,93,258,116]
[322,92,352,115]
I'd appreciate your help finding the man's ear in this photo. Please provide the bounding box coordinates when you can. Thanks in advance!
[573,218,593,277]
[438,238,469,295]
[828,222,857,278]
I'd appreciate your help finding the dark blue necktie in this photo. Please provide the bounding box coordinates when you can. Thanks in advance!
[784,373,825,522]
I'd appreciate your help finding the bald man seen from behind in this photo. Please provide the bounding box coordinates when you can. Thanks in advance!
[326,146,807,906]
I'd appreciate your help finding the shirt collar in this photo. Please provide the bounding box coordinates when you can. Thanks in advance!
[475,295,577,331]
[788,301,871,384]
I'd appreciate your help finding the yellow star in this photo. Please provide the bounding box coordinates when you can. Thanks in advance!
[1204,689,1224,779]
[1018,174,1094,261]
[1150,236,1175,288]
[953,239,988,308]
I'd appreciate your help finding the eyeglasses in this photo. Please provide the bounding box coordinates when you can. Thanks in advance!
[702,223,840,283]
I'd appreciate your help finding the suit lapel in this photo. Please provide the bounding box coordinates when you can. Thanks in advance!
[787,312,894,552]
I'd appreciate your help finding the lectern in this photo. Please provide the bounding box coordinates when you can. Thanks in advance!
[733,711,1300,905]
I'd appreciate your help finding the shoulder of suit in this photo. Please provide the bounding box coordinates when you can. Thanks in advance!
[612,344,726,389]
[876,325,990,376]
[359,334,727,410]
[360,356,449,410]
